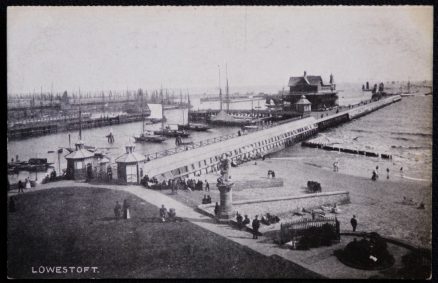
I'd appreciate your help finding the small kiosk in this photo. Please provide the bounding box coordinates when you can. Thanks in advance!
[65,141,96,180]
[116,143,146,184]
[295,95,312,116]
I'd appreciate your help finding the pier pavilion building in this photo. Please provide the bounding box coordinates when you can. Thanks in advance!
[286,71,338,110]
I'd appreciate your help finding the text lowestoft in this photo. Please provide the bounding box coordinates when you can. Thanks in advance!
[31,266,99,274]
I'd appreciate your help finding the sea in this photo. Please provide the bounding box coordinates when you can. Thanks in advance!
[7,83,432,184]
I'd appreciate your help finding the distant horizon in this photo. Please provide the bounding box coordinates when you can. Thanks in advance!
[7,79,432,97]
[8,6,432,95]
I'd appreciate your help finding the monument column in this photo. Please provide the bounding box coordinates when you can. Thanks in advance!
[216,154,234,221]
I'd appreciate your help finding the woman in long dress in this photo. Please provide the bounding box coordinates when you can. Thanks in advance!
[122,199,131,219]
[25,178,31,190]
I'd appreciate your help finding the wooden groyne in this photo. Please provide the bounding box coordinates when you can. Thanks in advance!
[301,141,393,159]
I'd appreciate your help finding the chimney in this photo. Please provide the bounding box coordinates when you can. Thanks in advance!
[303,71,307,78]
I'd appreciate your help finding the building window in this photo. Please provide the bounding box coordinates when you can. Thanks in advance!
[75,161,83,169]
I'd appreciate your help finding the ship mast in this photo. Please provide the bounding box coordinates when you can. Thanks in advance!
[78,88,82,141]
[218,65,223,111]
[161,97,165,134]
[226,64,230,113]
[141,91,145,133]
[187,90,191,125]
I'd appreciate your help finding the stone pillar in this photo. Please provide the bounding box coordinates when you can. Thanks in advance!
[216,154,234,221]
[217,182,234,220]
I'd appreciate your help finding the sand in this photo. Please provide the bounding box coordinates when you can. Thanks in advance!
[192,156,431,248]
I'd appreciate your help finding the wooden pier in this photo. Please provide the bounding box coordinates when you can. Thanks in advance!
[139,95,401,181]
[189,109,303,123]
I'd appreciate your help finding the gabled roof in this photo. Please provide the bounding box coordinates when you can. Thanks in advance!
[65,149,95,160]
[115,152,146,163]
[296,95,312,105]
[288,75,323,87]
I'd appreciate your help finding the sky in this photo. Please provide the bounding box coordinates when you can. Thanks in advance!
[7,6,433,94]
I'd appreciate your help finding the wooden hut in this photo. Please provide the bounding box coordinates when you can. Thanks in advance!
[115,143,146,184]
[65,141,96,180]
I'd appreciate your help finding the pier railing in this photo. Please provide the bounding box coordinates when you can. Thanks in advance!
[143,116,303,162]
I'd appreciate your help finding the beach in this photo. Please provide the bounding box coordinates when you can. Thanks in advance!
[187,155,431,248]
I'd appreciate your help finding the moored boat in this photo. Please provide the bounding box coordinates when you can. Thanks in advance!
[177,123,210,131]
[153,126,190,138]
[134,131,166,143]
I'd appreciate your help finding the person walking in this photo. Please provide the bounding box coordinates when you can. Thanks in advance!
[236,212,243,229]
[114,201,122,220]
[25,178,31,190]
[18,180,24,193]
[214,202,220,218]
[252,215,260,239]
[371,169,377,181]
[386,168,390,179]
[159,204,168,222]
[350,215,357,232]
[205,180,210,192]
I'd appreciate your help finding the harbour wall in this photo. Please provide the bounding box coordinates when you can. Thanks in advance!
[141,95,401,181]
[7,113,152,140]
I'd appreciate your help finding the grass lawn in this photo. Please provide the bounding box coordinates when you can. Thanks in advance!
[7,187,321,279]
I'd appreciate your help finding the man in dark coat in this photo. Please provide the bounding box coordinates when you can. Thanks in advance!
[252,215,260,239]
[114,201,122,220]
[18,180,24,193]
[350,215,357,232]
[242,215,250,226]
[214,202,220,217]
[236,212,243,229]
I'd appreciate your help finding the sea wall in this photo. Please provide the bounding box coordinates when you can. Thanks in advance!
[198,191,350,217]
[232,178,284,191]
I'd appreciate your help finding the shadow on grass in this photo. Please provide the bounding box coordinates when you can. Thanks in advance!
[182,217,216,224]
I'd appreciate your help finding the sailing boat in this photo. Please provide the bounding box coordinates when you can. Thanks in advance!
[153,99,190,137]
[177,93,210,131]
[209,65,256,126]
[134,95,166,143]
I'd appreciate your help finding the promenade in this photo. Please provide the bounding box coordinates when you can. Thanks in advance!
[8,175,426,279]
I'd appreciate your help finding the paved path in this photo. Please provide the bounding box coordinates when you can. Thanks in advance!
[8,181,389,279]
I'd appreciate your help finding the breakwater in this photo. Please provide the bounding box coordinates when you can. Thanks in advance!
[141,95,401,181]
